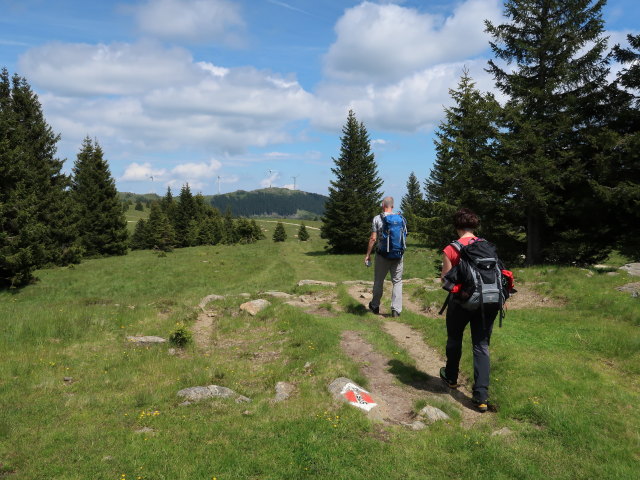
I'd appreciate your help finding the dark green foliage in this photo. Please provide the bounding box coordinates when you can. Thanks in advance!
[146,202,175,252]
[220,208,239,245]
[321,110,382,253]
[130,219,148,250]
[174,184,196,247]
[605,34,640,260]
[236,218,263,244]
[210,188,327,217]
[71,137,128,257]
[298,223,309,241]
[272,222,287,242]
[135,200,144,211]
[423,71,518,257]
[399,171,424,233]
[251,220,265,241]
[168,323,192,347]
[0,68,79,287]
[485,0,611,264]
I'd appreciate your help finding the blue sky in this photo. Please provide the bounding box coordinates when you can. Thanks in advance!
[1,0,638,201]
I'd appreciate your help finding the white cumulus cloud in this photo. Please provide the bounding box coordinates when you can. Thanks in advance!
[323,0,502,84]
[19,41,203,96]
[133,0,246,46]
[121,162,167,181]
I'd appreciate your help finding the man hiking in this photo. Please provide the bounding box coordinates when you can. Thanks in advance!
[364,196,407,317]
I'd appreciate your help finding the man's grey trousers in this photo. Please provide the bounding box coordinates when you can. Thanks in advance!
[371,253,403,314]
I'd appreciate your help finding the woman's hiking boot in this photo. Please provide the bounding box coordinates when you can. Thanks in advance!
[439,367,458,389]
[472,397,488,413]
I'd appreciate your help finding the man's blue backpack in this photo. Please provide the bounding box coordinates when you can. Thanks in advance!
[378,214,407,259]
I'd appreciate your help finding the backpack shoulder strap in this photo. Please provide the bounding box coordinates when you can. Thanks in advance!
[450,240,464,252]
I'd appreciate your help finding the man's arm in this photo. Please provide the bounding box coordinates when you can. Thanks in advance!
[365,232,377,265]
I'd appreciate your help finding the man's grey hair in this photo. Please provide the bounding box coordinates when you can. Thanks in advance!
[382,196,394,209]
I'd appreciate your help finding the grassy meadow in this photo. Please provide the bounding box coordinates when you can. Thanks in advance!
[1,220,638,479]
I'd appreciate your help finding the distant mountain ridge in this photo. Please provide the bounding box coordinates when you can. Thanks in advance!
[206,188,327,218]
[118,188,328,219]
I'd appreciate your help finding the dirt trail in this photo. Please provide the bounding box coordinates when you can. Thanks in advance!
[346,284,491,427]
[340,331,421,425]
[193,311,215,350]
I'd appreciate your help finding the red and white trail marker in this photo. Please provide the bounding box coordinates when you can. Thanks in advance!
[340,383,378,411]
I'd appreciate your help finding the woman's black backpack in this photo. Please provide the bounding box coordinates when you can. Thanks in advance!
[440,238,513,327]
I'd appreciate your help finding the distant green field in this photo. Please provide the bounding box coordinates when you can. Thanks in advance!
[1,225,638,479]
[124,205,150,233]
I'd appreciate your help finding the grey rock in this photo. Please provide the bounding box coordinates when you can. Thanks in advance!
[297,279,337,287]
[607,272,619,276]
[616,282,640,294]
[240,299,271,316]
[235,395,252,403]
[126,336,166,346]
[274,381,295,402]
[135,427,154,434]
[198,294,225,310]
[328,377,378,412]
[63,376,74,384]
[419,405,450,423]
[620,263,640,277]
[238,293,251,298]
[407,421,426,431]
[167,348,177,356]
[177,385,236,401]
[262,291,293,299]
[491,427,514,437]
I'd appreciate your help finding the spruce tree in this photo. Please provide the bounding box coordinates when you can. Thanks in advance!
[251,219,265,240]
[486,0,611,264]
[297,223,309,241]
[273,222,287,242]
[220,207,238,244]
[174,184,196,247]
[135,200,144,211]
[424,71,510,254]
[146,202,175,252]
[321,110,382,253]
[603,34,640,259]
[71,137,128,257]
[0,69,78,287]
[399,172,424,232]
[130,219,149,250]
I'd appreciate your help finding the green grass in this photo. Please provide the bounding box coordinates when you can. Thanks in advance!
[1,228,638,479]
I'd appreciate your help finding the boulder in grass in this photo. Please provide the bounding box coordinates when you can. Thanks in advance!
[274,381,295,402]
[297,280,337,287]
[419,405,450,423]
[620,263,640,277]
[262,291,294,299]
[199,294,225,310]
[240,299,270,316]
[126,336,167,346]
[177,385,238,402]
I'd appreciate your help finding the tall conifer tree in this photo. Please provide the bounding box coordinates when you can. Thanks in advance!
[486,0,610,264]
[71,137,128,257]
[424,71,508,253]
[0,69,78,286]
[399,172,424,232]
[321,110,382,253]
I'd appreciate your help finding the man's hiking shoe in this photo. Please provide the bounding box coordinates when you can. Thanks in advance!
[368,302,379,314]
[439,367,458,389]
[472,398,488,413]
[391,310,400,318]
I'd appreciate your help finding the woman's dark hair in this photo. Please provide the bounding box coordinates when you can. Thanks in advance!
[453,208,480,231]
